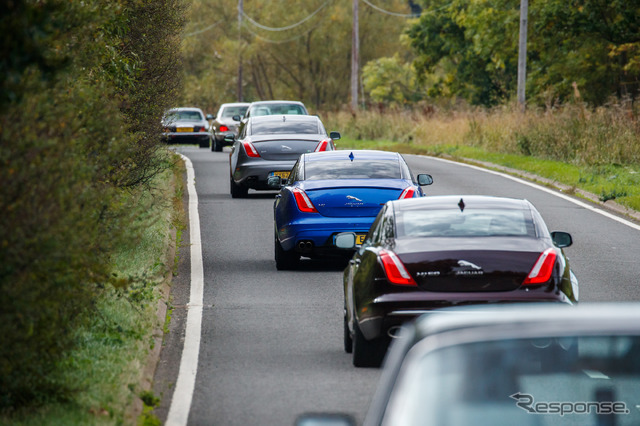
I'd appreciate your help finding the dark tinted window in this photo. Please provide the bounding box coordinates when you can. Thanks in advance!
[251,120,320,135]
[304,160,401,180]
[396,208,536,238]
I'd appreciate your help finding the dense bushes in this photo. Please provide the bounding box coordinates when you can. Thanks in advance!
[0,0,185,409]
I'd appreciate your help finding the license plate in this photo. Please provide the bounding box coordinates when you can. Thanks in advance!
[356,234,367,245]
[271,171,290,179]
[176,127,193,132]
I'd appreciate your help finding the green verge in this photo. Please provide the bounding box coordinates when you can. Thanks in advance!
[338,137,640,213]
[1,152,186,426]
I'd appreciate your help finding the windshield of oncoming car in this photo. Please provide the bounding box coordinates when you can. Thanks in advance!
[221,106,248,118]
[396,209,535,238]
[383,335,640,426]
[251,120,320,135]
[304,160,402,180]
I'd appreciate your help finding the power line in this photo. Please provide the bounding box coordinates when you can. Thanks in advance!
[361,0,417,18]
[242,1,331,32]
[242,19,325,44]
[184,20,224,37]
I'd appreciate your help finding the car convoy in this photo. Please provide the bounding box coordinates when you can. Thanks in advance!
[166,100,581,372]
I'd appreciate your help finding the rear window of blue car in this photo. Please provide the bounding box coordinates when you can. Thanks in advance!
[251,120,320,135]
[304,160,402,180]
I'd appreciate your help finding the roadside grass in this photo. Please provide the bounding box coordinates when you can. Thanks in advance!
[328,106,640,213]
[1,152,185,425]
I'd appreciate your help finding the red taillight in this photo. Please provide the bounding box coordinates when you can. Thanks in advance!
[293,188,318,213]
[315,140,330,152]
[523,248,557,285]
[399,187,416,199]
[379,249,416,286]
[243,141,260,157]
[219,125,229,132]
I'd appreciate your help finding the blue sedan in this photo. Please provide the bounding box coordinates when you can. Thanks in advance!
[270,150,433,270]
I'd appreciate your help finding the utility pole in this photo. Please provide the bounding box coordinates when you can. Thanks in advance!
[517,0,528,113]
[350,0,359,112]
[237,0,244,102]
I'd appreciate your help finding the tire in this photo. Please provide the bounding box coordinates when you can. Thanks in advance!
[274,234,299,270]
[230,177,248,198]
[344,314,353,353]
[212,137,223,152]
[352,320,387,368]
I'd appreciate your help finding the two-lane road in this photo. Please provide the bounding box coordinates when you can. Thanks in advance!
[153,147,640,426]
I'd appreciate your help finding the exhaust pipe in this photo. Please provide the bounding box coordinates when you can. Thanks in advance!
[296,240,314,253]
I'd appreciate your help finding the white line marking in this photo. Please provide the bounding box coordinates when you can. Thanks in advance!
[166,154,204,426]
[416,155,640,232]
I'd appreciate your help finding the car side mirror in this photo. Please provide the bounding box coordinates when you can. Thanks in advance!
[335,232,356,249]
[224,134,236,143]
[329,131,341,140]
[206,114,214,120]
[267,176,284,189]
[551,231,572,248]
[232,115,242,121]
[417,174,433,186]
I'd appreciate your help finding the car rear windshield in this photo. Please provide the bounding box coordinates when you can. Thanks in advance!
[385,334,640,426]
[304,160,402,180]
[221,106,248,118]
[251,104,306,116]
[251,120,320,135]
[396,209,536,238]
[167,110,203,121]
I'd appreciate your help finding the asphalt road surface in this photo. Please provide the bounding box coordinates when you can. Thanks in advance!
[152,146,640,426]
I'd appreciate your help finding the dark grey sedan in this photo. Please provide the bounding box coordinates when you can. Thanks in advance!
[228,114,339,198]
[210,102,249,152]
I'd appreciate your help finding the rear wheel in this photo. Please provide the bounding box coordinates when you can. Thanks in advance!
[274,234,299,270]
[344,314,353,353]
[352,320,387,368]
[212,137,223,152]
[230,177,248,198]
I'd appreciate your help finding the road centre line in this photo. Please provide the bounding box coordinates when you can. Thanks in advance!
[166,154,204,426]
[418,154,640,232]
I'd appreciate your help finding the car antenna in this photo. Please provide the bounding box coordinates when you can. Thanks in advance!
[349,152,354,162]
[458,198,465,212]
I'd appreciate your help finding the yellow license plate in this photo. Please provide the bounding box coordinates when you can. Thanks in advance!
[356,234,367,245]
[176,127,193,132]
[272,171,290,179]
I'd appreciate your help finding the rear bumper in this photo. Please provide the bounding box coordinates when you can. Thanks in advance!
[278,215,375,254]
[164,132,210,144]
[233,160,297,189]
[357,290,573,341]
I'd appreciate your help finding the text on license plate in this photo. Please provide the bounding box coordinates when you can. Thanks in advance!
[356,234,367,245]
[176,127,193,132]
[271,171,290,179]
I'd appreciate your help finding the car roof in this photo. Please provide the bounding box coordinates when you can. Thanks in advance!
[220,102,250,108]
[302,150,401,162]
[248,100,305,106]
[248,114,319,124]
[168,107,204,112]
[412,303,640,340]
[390,194,532,211]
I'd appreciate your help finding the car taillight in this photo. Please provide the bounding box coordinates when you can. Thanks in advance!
[379,249,416,286]
[293,188,318,213]
[315,140,330,152]
[219,125,229,132]
[399,187,416,199]
[196,126,207,132]
[243,141,260,157]
[523,248,557,285]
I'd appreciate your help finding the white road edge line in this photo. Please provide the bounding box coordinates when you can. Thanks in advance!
[166,154,204,426]
[416,154,640,232]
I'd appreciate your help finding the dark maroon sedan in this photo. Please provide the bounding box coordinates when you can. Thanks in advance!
[338,195,579,367]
